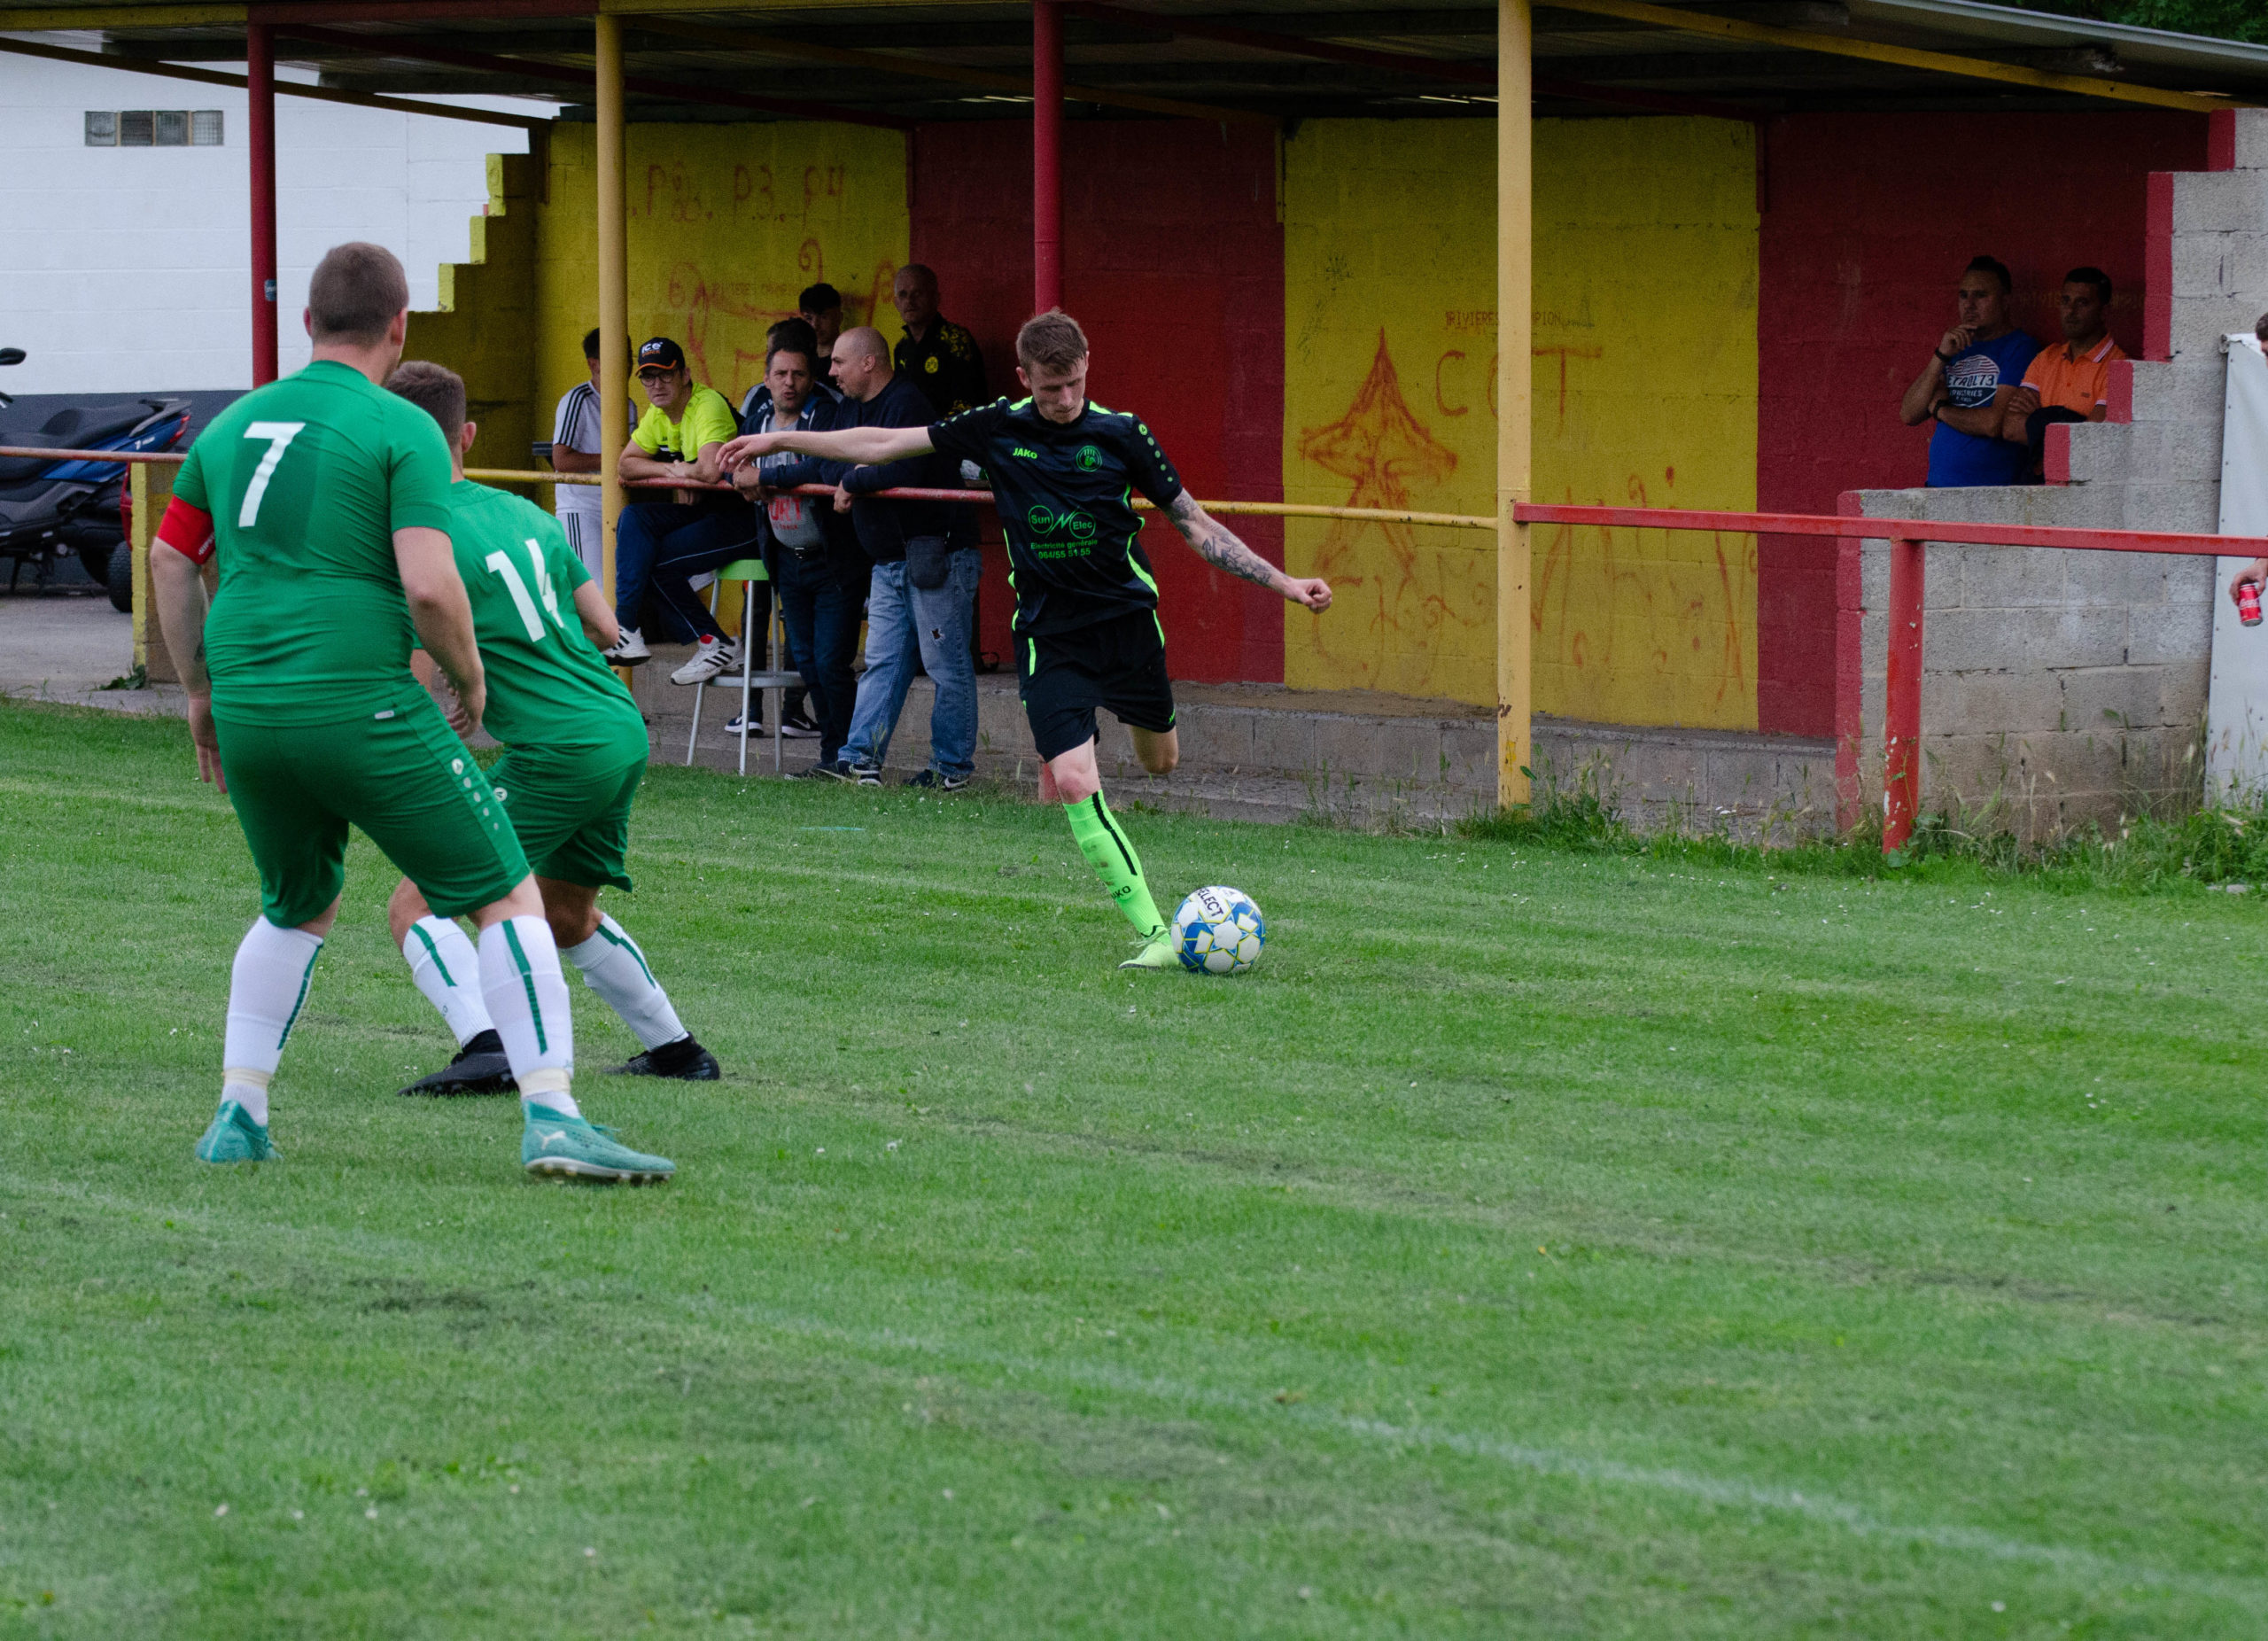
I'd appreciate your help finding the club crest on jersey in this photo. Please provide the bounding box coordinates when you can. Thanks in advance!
[1076,445,1100,472]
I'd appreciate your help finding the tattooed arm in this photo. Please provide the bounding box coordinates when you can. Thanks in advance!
[1164,490,1332,612]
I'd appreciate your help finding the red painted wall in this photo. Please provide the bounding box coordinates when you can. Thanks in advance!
[1755,111,2208,735]
[910,120,1285,683]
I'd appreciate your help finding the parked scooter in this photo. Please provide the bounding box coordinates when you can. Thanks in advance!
[0,350,190,611]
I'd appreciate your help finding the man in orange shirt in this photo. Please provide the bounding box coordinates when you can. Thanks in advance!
[2001,266,2124,475]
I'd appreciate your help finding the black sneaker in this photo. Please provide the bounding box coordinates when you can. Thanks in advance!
[725,713,765,736]
[779,705,820,739]
[398,1029,517,1097]
[788,760,842,781]
[606,1034,721,1080]
[850,762,883,788]
[904,769,969,792]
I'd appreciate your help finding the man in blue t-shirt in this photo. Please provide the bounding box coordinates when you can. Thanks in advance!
[1900,255,2040,487]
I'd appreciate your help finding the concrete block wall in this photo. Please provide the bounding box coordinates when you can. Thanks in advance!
[1846,108,2268,835]
[408,152,542,482]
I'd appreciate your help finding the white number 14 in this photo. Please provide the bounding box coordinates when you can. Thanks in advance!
[484,540,564,642]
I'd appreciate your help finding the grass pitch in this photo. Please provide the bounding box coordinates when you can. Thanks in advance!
[4,698,2268,1638]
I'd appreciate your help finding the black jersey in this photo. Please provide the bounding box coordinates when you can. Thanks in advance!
[928,396,1184,636]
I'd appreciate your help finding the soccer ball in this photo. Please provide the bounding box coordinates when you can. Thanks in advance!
[1172,885,1265,975]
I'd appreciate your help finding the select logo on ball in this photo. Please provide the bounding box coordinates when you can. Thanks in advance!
[1172,885,1265,975]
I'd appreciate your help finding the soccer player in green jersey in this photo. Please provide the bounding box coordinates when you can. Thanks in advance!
[150,242,672,1183]
[379,361,720,1093]
[724,309,1332,968]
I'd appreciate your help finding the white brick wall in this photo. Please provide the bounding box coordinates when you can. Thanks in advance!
[0,34,546,395]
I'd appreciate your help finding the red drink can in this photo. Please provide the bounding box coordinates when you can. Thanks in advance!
[2243,580,2264,627]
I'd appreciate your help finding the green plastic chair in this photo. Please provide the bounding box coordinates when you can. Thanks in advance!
[685,557,803,776]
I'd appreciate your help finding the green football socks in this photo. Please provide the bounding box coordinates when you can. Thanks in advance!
[1065,792,1166,938]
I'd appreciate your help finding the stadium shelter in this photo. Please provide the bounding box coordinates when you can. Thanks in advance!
[11,0,2268,822]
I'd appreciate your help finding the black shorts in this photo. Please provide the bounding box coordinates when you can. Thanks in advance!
[1017,609,1177,762]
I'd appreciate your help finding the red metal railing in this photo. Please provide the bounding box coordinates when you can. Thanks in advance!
[1518,502,2265,851]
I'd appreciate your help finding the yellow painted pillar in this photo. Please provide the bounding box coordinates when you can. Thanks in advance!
[1495,0,1533,809]
[594,12,628,611]
[129,458,175,679]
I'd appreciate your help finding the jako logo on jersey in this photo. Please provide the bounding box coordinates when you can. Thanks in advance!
[1011,446,1040,460]
[1075,445,1100,472]
[1025,504,1096,542]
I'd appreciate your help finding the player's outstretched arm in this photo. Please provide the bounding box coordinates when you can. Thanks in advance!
[1164,491,1332,612]
[718,424,936,471]
[394,525,486,733]
[150,541,227,791]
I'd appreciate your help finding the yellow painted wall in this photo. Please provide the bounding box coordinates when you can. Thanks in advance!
[532,121,909,423]
[1282,117,1759,727]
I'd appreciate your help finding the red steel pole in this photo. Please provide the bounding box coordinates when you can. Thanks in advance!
[1883,535,1924,852]
[1032,0,1063,315]
[247,22,279,386]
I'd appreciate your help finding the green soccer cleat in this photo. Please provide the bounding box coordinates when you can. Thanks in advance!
[194,1100,279,1164]
[521,1108,675,1185]
[1118,930,1181,971]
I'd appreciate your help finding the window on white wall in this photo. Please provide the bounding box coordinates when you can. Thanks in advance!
[93,111,224,147]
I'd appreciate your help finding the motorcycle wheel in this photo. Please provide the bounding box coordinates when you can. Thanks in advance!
[106,541,134,613]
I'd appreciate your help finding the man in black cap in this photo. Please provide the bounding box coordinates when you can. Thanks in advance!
[608,336,759,684]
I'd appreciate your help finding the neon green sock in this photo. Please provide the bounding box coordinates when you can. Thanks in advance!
[1064,792,1166,938]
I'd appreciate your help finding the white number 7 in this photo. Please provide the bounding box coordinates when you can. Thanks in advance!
[237,421,306,528]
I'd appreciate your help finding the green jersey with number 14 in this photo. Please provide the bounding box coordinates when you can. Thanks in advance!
[171,359,455,725]
[439,479,647,761]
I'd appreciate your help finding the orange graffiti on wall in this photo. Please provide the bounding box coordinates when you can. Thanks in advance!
[656,247,898,407]
[1293,331,1480,692]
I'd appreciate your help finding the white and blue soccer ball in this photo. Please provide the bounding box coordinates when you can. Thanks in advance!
[1172,885,1265,976]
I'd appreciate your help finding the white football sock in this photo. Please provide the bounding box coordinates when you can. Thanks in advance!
[478,915,579,1118]
[401,916,494,1046]
[221,919,322,1126]
[563,915,687,1051]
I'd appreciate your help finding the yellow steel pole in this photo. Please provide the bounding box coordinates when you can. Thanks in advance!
[1496,0,1532,809]
[595,12,628,616]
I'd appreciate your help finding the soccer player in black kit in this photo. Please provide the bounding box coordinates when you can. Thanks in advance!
[722,310,1332,968]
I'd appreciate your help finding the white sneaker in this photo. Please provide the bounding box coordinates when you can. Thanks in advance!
[671,638,741,686]
[604,627,650,665]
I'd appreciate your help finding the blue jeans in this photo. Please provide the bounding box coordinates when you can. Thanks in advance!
[843,547,980,779]
[616,502,761,642]
[771,542,861,765]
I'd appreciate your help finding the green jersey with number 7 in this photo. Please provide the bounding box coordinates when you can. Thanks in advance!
[431,478,647,760]
[171,358,456,724]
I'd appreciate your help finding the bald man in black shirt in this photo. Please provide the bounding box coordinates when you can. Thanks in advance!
[725,308,1330,971]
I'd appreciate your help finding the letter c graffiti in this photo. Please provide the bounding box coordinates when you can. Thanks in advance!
[1434,350,1469,417]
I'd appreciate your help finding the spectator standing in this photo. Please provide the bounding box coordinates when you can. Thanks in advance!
[2001,266,2125,472]
[765,327,977,789]
[548,329,633,579]
[608,336,755,678]
[890,264,988,417]
[740,316,843,429]
[800,283,844,391]
[1899,255,2039,488]
[735,327,861,766]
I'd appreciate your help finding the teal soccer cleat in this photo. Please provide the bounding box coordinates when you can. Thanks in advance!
[194,1100,279,1164]
[522,1109,675,1185]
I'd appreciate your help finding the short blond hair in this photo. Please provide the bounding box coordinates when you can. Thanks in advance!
[1016,309,1088,373]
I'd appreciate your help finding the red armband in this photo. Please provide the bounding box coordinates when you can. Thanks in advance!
[155,497,215,564]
